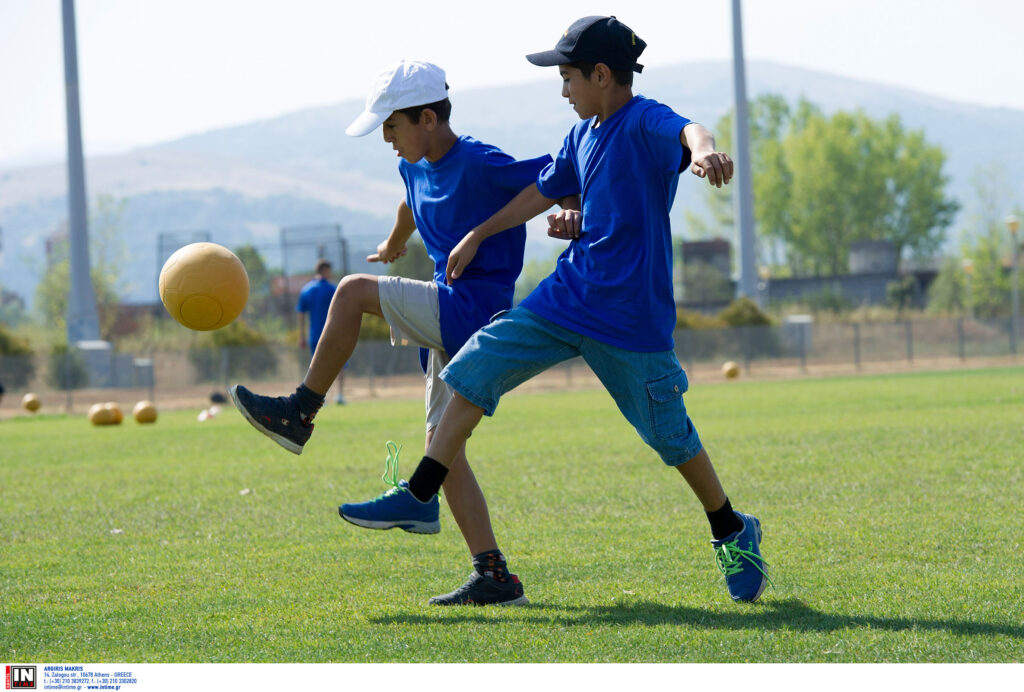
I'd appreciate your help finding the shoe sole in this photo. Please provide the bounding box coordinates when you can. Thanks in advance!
[338,508,440,534]
[428,594,530,607]
[229,385,304,455]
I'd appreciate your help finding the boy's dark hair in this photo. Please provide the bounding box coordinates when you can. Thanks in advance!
[395,83,452,124]
[315,259,332,273]
[566,60,633,87]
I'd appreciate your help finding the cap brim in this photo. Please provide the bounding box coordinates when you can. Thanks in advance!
[345,110,388,137]
[526,49,573,67]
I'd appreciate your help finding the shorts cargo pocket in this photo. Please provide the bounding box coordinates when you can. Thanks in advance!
[645,370,689,440]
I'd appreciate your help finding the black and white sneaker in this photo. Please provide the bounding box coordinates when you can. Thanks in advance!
[428,572,529,606]
[229,384,313,455]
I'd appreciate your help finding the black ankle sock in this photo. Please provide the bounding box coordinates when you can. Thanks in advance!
[408,456,448,503]
[290,383,325,420]
[707,498,744,540]
[472,550,510,583]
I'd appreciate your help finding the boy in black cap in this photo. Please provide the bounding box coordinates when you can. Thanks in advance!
[341,18,771,603]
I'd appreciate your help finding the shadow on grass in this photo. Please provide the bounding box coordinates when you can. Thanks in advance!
[372,598,1024,639]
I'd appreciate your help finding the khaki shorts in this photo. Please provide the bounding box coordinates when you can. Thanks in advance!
[377,275,452,432]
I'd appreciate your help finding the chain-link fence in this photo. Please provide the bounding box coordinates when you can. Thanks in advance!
[2,316,1022,416]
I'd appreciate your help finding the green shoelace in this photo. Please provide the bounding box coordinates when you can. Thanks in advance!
[714,538,774,588]
[380,440,403,491]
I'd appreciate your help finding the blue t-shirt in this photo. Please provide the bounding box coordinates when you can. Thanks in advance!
[296,277,336,351]
[522,96,691,352]
[400,136,551,358]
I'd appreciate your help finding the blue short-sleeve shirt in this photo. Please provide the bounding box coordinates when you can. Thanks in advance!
[522,96,691,352]
[400,137,551,357]
[297,277,337,350]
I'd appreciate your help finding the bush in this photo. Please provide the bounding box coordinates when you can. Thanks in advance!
[676,307,723,329]
[718,297,773,327]
[0,323,36,389]
[886,276,919,312]
[188,320,279,383]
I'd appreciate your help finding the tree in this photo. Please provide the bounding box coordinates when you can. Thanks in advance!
[34,195,127,339]
[694,95,958,276]
[928,168,1022,318]
[233,244,273,320]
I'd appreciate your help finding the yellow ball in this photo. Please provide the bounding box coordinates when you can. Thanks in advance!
[133,400,158,424]
[88,402,115,426]
[104,402,124,425]
[722,361,740,379]
[159,242,249,330]
[22,392,41,412]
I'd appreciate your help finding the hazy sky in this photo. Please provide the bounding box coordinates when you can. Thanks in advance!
[2,0,1023,167]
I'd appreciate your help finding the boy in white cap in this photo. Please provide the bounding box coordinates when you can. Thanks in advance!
[339,19,771,604]
[230,60,579,606]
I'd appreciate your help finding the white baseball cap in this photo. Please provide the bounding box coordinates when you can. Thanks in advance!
[345,60,449,137]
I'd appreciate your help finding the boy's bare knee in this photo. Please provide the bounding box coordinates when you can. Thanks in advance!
[335,274,381,313]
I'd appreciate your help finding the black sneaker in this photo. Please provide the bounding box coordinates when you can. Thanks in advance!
[428,572,529,606]
[229,384,313,455]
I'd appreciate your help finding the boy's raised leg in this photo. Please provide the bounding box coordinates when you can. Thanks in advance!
[230,274,383,454]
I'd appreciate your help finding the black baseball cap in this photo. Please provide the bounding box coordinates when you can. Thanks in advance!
[526,16,646,73]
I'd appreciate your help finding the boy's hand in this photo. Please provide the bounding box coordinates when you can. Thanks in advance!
[547,209,582,240]
[367,240,407,263]
[690,151,734,188]
[447,231,482,284]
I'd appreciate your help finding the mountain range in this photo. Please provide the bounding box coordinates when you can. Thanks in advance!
[1,59,1022,309]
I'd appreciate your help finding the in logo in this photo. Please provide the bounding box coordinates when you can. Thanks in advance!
[5,666,37,690]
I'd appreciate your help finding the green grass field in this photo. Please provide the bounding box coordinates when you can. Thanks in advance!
[2,367,1022,663]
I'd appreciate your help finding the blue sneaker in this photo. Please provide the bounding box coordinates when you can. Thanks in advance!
[229,384,313,455]
[339,480,440,534]
[712,512,772,602]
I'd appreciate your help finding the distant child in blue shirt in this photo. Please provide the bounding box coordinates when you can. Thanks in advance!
[296,259,346,404]
[340,18,771,603]
[231,60,576,606]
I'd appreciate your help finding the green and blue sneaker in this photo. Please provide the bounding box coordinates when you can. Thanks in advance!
[339,480,440,534]
[338,442,440,534]
[712,512,772,602]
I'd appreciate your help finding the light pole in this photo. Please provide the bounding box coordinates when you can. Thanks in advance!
[731,0,758,304]
[1007,214,1020,351]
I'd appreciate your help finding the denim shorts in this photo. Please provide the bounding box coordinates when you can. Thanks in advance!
[439,307,704,466]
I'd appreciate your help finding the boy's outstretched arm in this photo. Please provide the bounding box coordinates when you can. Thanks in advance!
[446,184,564,283]
[682,123,734,188]
[368,201,417,263]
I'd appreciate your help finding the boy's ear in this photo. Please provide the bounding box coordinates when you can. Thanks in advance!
[421,108,438,131]
[593,63,613,87]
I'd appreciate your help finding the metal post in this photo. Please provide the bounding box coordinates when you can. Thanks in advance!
[1007,216,1020,353]
[852,323,861,370]
[731,0,758,303]
[62,0,101,343]
[799,325,807,373]
[957,318,966,361]
[905,321,914,363]
[742,326,752,373]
